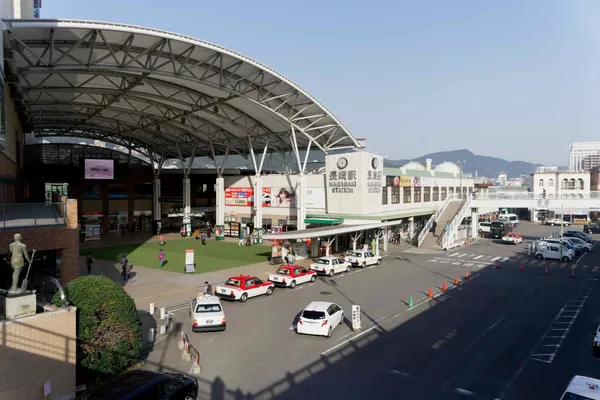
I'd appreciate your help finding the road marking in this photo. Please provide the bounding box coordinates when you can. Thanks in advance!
[321,275,481,356]
[288,326,295,331]
[584,265,589,269]
[134,286,196,302]
[576,251,589,264]
[454,388,476,397]
[207,335,217,344]
[530,260,538,265]
[433,257,489,265]
[458,253,468,258]
[465,315,506,352]
[491,257,502,261]
[449,253,461,258]
[501,257,510,262]
[560,263,567,268]
[474,255,484,260]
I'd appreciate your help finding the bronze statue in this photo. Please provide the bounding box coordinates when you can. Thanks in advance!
[8,234,31,293]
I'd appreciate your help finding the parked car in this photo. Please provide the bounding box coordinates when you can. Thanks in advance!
[535,243,574,262]
[563,230,593,243]
[563,236,593,252]
[593,324,600,358]
[309,256,351,277]
[546,218,570,226]
[296,301,344,338]
[214,275,274,302]
[88,370,198,400]
[478,221,491,235]
[189,294,226,332]
[344,250,382,268]
[502,232,523,244]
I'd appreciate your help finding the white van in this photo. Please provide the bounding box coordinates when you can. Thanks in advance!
[535,242,574,262]
[498,213,519,227]
[560,375,600,399]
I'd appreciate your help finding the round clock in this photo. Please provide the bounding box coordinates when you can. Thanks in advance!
[337,157,348,169]
[371,157,380,169]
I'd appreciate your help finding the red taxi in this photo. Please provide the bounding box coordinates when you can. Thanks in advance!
[268,265,317,288]
[214,275,274,302]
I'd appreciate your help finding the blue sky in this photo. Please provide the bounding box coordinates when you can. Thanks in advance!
[41,0,600,165]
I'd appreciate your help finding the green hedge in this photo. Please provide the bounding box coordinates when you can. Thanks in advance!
[53,276,142,378]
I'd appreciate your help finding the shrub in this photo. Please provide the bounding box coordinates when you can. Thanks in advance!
[53,276,142,379]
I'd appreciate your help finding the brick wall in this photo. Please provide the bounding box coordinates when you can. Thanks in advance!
[0,306,77,400]
[0,199,79,284]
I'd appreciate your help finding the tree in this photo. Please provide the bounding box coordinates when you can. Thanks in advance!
[53,275,142,379]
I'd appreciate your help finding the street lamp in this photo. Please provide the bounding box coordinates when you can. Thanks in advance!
[457,160,466,199]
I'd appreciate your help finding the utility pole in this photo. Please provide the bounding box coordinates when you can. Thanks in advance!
[457,160,466,199]
[560,203,564,258]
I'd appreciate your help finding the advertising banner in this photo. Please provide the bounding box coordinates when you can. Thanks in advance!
[393,176,412,187]
[185,249,195,273]
[84,159,114,180]
[225,187,271,207]
[271,187,296,207]
[306,188,326,208]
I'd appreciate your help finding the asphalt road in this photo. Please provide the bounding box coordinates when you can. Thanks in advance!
[144,223,600,400]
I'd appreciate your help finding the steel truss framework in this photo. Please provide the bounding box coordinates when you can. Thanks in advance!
[3,19,359,162]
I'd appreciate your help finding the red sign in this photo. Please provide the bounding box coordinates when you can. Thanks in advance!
[225,187,271,207]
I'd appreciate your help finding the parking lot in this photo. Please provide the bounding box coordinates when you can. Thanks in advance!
[144,222,600,399]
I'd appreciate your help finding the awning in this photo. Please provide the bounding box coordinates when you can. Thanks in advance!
[304,218,344,225]
[262,219,403,240]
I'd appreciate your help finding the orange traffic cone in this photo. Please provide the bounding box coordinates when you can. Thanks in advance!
[428,287,433,298]
[465,271,470,279]
[520,264,524,273]
[571,269,576,278]
[544,265,549,274]
[442,281,447,291]
[454,275,459,285]
[496,261,501,269]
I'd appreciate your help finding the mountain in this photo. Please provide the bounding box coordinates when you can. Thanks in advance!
[384,149,557,179]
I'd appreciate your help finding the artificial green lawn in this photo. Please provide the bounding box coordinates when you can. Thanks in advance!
[80,240,272,274]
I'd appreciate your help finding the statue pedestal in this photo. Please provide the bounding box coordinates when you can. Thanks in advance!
[0,291,36,319]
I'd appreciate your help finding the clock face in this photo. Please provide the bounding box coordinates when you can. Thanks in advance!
[371,158,380,169]
[337,157,348,169]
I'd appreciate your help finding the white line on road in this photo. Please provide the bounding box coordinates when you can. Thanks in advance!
[454,388,476,397]
[288,326,295,331]
[433,257,489,265]
[449,253,461,257]
[207,335,217,344]
[465,315,506,352]
[576,251,588,264]
[458,253,468,258]
[491,257,502,261]
[501,257,510,262]
[474,255,484,260]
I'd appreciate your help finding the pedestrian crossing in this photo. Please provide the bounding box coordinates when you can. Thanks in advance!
[426,251,600,272]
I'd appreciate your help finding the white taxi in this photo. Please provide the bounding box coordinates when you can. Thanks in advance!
[344,250,382,268]
[296,301,344,338]
[189,294,226,332]
[309,256,350,277]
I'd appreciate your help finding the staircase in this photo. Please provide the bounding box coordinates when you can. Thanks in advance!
[419,199,463,250]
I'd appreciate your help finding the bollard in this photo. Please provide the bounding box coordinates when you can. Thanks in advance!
[408,295,413,308]
[182,336,191,362]
[160,307,166,320]
[178,332,185,350]
[149,303,155,315]
[148,328,155,344]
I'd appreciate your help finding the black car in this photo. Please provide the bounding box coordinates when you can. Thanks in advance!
[88,370,198,400]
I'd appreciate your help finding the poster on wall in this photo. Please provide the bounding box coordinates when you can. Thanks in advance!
[271,188,296,207]
[306,188,326,208]
[225,187,271,207]
[393,176,412,187]
[84,159,114,180]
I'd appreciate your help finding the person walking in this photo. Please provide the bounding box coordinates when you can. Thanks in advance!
[121,262,129,282]
[85,252,93,274]
[201,232,207,247]
[204,281,213,295]
[431,220,438,236]
[158,249,165,268]
[238,230,244,246]
[159,234,165,246]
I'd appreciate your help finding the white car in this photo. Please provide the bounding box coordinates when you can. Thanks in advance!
[501,232,523,244]
[189,294,226,332]
[309,256,351,277]
[478,222,491,234]
[564,236,593,252]
[296,301,344,338]
[344,250,382,268]
[535,244,574,262]
[214,275,275,302]
[546,218,570,226]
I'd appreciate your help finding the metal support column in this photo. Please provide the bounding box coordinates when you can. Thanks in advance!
[149,150,165,234]
[210,141,230,241]
[248,137,269,245]
[471,208,478,239]
[177,143,197,237]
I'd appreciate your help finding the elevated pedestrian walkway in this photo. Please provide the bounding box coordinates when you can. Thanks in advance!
[419,200,463,250]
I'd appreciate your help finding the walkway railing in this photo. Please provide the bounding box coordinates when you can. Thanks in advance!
[417,194,456,247]
[438,195,472,249]
[475,191,600,200]
[0,203,67,229]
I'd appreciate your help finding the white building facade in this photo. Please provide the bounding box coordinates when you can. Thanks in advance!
[569,142,600,171]
[532,171,590,199]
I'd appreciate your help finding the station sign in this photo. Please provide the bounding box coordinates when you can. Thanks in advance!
[352,305,361,331]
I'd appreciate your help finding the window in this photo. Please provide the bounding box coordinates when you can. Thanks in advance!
[277,219,288,226]
[403,187,411,203]
[568,179,575,190]
[561,179,568,190]
[455,187,461,194]
[448,187,454,194]
[423,187,431,202]
[391,186,400,204]
[262,218,272,228]
[548,179,554,187]
[468,187,473,193]
[195,304,222,313]
[433,187,440,201]
[577,178,584,190]
[241,217,252,224]
[157,378,184,398]
[441,187,447,200]
[414,187,421,203]
[538,179,544,187]
[382,187,388,204]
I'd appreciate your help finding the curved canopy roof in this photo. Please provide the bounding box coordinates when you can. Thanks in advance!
[2,19,359,160]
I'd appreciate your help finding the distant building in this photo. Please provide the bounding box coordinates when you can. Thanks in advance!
[532,171,590,198]
[570,142,600,171]
[497,173,508,185]
[582,154,600,171]
[536,166,558,173]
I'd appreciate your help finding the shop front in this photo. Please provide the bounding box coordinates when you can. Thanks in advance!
[133,210,152,232]
[108,211,128,233]
[82,211,102,241]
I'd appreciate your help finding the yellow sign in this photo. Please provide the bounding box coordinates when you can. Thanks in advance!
[394,176,412,187]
